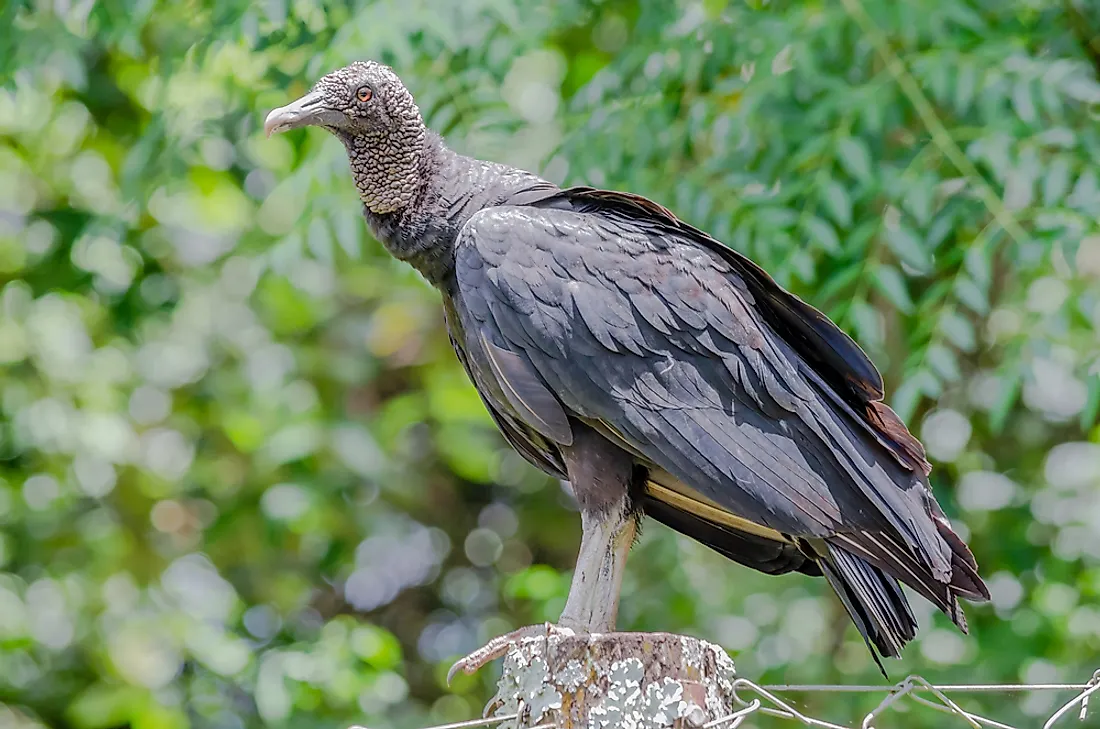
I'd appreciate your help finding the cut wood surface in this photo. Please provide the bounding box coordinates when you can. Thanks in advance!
[487,630,738,729]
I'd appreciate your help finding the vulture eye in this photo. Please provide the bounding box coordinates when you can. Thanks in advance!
[356,86,372,102]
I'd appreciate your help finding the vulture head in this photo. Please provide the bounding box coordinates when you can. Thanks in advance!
[265,61,427,213]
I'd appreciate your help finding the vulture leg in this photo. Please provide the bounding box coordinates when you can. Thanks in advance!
[447,427,638,681]
[557,458,637,632]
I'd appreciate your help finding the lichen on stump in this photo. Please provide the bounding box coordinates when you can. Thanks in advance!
[486,630,737,729]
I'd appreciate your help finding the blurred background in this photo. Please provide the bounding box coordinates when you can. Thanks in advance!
[2,1,1100,727]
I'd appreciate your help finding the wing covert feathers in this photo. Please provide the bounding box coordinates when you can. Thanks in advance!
[481,332,573,445]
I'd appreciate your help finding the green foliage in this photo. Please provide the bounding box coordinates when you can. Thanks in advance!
[2,1,1100,728]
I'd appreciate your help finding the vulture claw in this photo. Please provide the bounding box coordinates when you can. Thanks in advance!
[445,622,576,685]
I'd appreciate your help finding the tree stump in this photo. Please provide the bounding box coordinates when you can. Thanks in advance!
[486,630,738,729]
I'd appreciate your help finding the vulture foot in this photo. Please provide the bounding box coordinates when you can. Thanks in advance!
[446,622,577,684]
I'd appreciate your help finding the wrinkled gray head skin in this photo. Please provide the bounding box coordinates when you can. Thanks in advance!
[265,61,426,214]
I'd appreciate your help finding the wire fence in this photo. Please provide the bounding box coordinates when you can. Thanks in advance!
[375,669,1100,729]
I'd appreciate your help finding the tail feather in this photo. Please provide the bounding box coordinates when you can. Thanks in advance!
[933,513,990,601]
[819,545,917,676]
[827,510,989,637]
[829,529,977,636]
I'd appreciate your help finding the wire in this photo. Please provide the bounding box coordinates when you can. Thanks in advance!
[365,668,1099,729]
[761,682,1093,693]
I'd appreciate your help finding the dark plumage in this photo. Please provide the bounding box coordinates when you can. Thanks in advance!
[266,61,989,673]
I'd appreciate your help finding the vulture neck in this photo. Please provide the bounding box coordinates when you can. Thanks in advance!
[339,116,425,215]
[358,132,556,287]
[357,133,461,286]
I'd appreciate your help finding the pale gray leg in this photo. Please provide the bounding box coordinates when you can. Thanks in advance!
[447,427,637,682]
[446,498,637,682]
[558,495,637,632]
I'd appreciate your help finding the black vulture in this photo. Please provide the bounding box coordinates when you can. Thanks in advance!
[265,61,989,677]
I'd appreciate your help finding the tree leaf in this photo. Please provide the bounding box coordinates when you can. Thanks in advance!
[1040,76,1064,120]
[791,135,832,168]
[940,310,976,352]
[1004,166,1036,211]
[849,298,884,352]
[943,2,987,31]
[989,369,1022,433]
[916,368,944,398]
[307,216,333,263]
[891,375,923,423]
[818,261,864,300]
[331,212,362,259]
[1011,78,1037,124]
[771,44,794,76]
[872,263,914,314]
[836,136,874,184]
[860,94,885,134]
[801,215,840,254]
[1042,156,1072,206]
[789,248,816,282]
[755,206,799,229]
[892,369,942,421]
[1062,75,1100,104]
[1080,374,1100,430]
[928,60,951,106]
[844,220,878,255]
[965,245,992,287]
[955,275,989,315]
[821,178,853,229]
[926,210,955,250]
[954,63,978,114]
[886,223,933,273]
[903,177,935,227]
[927,343,961,382]
[1068,167,1100,214]
[269,231,303,274]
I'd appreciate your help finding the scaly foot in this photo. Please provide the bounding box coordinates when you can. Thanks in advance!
[446,622,578,684]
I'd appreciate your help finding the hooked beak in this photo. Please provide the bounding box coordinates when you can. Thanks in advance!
[264,90,328,137]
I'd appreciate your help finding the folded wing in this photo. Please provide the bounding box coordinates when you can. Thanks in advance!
[452,191,987,665]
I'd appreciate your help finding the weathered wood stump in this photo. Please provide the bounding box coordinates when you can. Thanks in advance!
[487,631,737,729]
